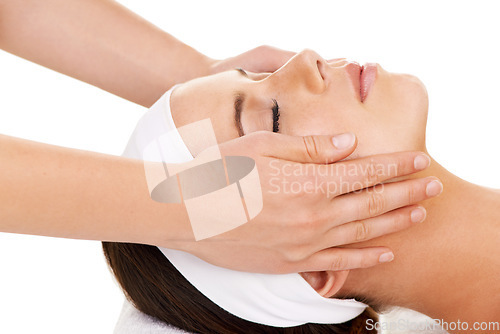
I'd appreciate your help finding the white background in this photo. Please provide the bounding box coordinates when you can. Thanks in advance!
[1,1,499,333]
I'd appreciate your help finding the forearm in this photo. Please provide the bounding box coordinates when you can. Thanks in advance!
[0,135,191,246]
[0,0,212,107]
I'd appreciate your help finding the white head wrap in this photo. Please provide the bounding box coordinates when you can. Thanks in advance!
[121,85,367,328]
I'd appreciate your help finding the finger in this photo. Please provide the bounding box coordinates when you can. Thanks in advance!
[247,45,296,72]
[327,58,346,62]
[332,176,442,224]
[326,58,347,65]
[220,46,295,74]
[327,151,432,195]
[242,131,358,164]
[258,150,432,198]
[293,247,394,272]
[317,205,425,251]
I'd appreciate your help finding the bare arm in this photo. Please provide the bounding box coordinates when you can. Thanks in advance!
[0,134,191,245]
[0,132,439,273]
[0,0,212,107]
[0,1,439,274]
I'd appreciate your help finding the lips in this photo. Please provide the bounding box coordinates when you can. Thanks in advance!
[344,61,377,103]
[344,62,362,99]
[360,63,377,103]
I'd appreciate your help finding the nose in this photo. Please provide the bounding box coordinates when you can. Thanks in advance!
[268,49,327,94]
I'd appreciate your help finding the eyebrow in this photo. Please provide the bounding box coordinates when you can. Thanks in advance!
[233,68,249,137]
[234,92,245,137]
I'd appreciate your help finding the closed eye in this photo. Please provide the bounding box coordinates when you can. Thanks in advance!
[234,68,280,134]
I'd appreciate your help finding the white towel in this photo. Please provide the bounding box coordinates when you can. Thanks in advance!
[113,299,190,334]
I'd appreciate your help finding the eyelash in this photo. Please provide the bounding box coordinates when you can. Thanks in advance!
[272,99,280,133]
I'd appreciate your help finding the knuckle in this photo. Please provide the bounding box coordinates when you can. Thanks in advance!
[406,183,419,204]
[310,209,326,226]
[254,130,274,141]
[301,48,317,58]
[390,210,412,232]
[385,156,405,179]
[365,161,381,184]
[367,191,385,216]
[285,245,309,263]
[388,213,403,231]
[298,210,323,231]
[285,178,310,200]
[395,158,405,177]
[354,221,370,242]
[330,254,347,271]
[283,251,297,263]
[302,135,320,161]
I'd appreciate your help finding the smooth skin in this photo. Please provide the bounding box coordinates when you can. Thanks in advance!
[167,50,500,331]
[0,0,295,107]
[168,51,444,272]
[1,1,435,274]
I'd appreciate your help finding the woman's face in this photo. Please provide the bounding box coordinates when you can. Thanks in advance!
[170,49,429,158]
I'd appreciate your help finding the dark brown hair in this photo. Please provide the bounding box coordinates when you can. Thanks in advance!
[102,242,378,334]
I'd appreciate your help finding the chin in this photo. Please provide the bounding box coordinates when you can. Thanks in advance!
[393,74,429,118]
[391,72,429,142]
[363,72,429,155]
[400,73,429,110]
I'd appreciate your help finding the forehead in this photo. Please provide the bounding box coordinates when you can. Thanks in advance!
[170,71,242,143]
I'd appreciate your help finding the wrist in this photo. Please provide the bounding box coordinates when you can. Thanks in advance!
[203,56,220,76]
[179,45,217,80]
[142,200,194,250]
[206,57,230,76]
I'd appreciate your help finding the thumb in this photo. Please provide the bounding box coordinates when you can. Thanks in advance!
[236,45,295,73]
[240,131,358,164]
[252,45,296,72]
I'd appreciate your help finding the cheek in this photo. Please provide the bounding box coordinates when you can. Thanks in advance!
[281,73,429,158]
[355,73,429,156]
[392,74,429,122]
[282,96,358,137]
[283,110,347,137]
[389,74,429,150]
[369,72,429,121]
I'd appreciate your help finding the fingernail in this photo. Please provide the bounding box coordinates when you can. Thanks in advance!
[332,132,355,149]
[379,252,394,263]
[426,179,443,197]
[414,154,431,170]
[411,207,426,223]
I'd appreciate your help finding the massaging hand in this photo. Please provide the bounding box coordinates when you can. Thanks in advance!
[210,45,296,74]
[180,131,441,274]
[210,46,346,78]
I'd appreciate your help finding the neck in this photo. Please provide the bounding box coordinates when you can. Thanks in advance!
[340,157,500,331]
